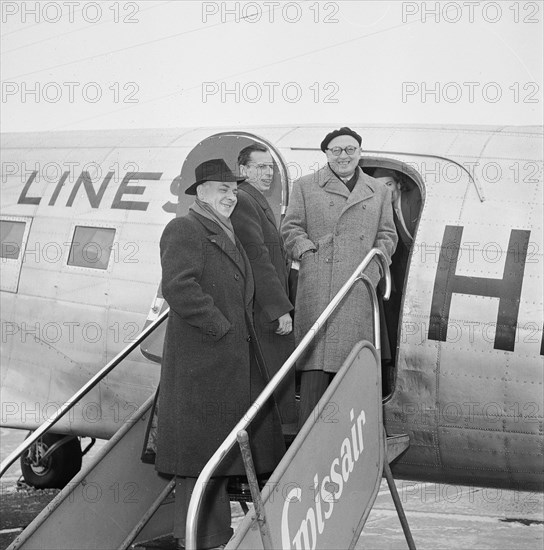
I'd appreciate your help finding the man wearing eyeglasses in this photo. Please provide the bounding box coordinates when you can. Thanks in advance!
[231,143,296,426]
[281,127,397,427]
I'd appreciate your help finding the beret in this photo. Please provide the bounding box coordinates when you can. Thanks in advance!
[320,127,362,152]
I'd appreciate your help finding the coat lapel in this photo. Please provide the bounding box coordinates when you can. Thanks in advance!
[339,168,375,218]
[318,165,375,218]
[239,183,278,228]
[190,212,247,277]
[393,207,413,246]
[235,234,255,308]
[319,165,350,199]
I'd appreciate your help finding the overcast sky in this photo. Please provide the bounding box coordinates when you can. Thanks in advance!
[1,0,542,132]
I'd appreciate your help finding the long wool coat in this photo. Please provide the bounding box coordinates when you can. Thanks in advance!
[281,165,398,373]
[155,211,285,477]
[230,183,296,423]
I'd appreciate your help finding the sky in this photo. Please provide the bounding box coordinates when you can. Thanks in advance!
[1,0,543,132]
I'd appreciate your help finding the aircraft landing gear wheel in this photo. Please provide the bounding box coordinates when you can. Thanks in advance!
[20,433,82,489]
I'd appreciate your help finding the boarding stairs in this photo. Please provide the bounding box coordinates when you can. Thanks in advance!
[2,249,415,550]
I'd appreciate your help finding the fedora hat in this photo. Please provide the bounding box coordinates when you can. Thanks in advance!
[185,158,245,195]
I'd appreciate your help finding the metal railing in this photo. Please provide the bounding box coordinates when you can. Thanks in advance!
[185,247,391,549]
[0,309,170,479]
[0,247,390,550]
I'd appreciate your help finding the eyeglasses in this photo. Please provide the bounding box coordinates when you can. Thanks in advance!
[326,146,359,156]
[248,163,274,170]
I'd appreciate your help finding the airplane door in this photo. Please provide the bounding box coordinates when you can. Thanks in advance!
[140,132,290,362]
[0,216,33,293]
[359,153,481,400]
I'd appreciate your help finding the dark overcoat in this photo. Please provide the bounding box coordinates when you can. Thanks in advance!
[230,183,296,423]
[155,211,285,477]
[281,165,398,373]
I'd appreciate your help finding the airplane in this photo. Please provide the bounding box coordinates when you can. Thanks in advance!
[0,123,542,497]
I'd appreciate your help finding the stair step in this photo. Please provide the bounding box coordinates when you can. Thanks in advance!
[133,533,225,550]
[133,534,178,549]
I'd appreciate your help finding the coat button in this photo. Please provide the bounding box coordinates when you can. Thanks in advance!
[362,204,367,209]
[234,273,240,280]
[329,201,334,206]
[246,335,251,342]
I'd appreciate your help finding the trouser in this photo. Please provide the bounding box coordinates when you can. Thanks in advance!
[174,476,233,549]
[297,370,335,429]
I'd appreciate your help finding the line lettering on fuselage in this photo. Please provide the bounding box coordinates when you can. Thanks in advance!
[66,171,113,207]
[429,225,530,352]
[18,171,41,205]
[17,171,164,211]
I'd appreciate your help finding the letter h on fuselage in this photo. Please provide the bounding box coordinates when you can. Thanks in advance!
[428,225,530,352]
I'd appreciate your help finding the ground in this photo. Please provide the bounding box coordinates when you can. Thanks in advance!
[1,428,542,550]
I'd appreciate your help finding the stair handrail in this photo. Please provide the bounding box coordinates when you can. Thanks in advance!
[185,247,390,550]
[0,309,170,479]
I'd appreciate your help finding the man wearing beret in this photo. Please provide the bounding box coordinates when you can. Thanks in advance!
[230,143,297,426]
[156,159,285,548]
[281,127,398,427]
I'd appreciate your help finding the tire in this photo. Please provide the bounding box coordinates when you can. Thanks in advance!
[20,433,82,489]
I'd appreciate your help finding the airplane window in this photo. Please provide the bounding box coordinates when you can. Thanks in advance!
[0,220,25,260]
[68,226,116,270]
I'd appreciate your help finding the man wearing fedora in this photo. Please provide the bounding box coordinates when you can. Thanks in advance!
[230,143,296,426]
[281,127,398,427]
[155,159,285,549]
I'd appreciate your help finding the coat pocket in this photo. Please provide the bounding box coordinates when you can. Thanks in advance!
[315,233,339,263]
[315,233,333,251]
